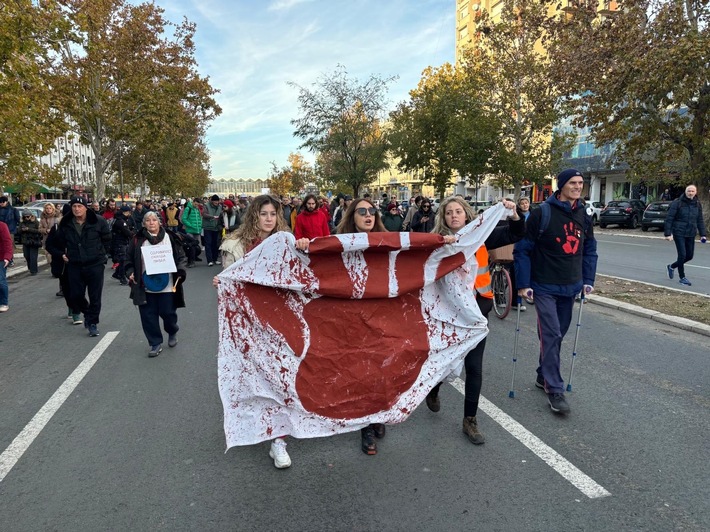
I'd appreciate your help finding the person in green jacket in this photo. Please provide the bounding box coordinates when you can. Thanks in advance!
[381,203,404,232]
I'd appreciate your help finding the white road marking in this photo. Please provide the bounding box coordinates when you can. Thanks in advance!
[451,378,611,499]
[0,332,119,483]
[596,239,648,247]
[687,264,710,270]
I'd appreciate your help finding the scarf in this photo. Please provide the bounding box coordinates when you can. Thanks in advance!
[142,227,166,245]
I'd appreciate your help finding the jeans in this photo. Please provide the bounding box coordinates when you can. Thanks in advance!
[23,245,39,274]
[0,262,7,306]
[671,235,695,278]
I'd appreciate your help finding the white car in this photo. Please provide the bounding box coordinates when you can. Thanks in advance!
[585,201,603,225]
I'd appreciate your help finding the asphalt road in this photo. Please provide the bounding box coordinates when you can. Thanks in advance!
[0,262,708,531]
[594,228,710,295]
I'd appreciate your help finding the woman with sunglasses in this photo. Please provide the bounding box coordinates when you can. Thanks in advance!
[410,200,435,233]
[426,196,524,444]
[19,210,42,275]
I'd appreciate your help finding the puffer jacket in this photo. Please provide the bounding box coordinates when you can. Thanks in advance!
[664,194,706,238]
[19,218,42,247]
[46,208,111,267]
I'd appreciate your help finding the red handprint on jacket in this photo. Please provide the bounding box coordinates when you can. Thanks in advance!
[556,222,580,255]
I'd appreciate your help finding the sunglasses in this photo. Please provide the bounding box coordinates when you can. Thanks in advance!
[422,205,431,208]
[355,207,377,216]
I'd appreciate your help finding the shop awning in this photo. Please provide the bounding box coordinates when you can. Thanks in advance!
[1,182,63,194]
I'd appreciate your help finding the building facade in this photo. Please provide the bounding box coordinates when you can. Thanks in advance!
[207,178,269,198]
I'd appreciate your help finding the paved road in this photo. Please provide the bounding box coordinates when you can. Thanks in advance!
[0,263,708,530]
[595,228,710,295]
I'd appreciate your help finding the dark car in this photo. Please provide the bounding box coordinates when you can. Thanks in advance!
[599,199,646,229]
[641,201,672,232]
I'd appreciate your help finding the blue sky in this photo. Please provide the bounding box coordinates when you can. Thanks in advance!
[158,0,454,180]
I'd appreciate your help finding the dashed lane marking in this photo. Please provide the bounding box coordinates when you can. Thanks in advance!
[451,378,611,499]
[0,332,120,483]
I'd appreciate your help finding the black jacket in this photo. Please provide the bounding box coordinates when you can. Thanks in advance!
[46,209,111,267]
[664,195,706,238]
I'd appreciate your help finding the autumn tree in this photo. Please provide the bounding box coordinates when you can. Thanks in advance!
[460,0,561,198]
[290,66,394,197]
[389,63,500,198]
[49,0,220,200]
[0,0,67,191]
[266,161,292,198]
[286,152,314,195]
[546,0,710,197]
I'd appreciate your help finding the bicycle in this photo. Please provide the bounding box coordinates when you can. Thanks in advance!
[490,260,512,319]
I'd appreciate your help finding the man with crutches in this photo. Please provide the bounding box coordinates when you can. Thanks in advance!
[513,169,598,414]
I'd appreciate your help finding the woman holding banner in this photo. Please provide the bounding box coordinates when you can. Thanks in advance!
[426,197,523,444]
[126,211,187,358]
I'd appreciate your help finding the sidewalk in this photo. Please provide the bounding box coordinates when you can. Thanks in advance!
[7,251,48,280]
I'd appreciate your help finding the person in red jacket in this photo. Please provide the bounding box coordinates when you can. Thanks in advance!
[0,221,13,312]
[294,194,330,239]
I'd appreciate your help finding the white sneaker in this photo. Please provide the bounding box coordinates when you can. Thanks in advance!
[215,259,222,265]
[269,438,291,469]
[0,305,8,312]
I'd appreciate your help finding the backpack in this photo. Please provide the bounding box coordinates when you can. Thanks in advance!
[537,201,590,238]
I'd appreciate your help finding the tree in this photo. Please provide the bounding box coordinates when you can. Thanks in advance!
[266,161,292,198]
[0,0,68,190]
[289,66,394,197]
[460,0,561,198]
[546,0,710,195]
[286,152,313,195]
[389,63,500,198]
[49,0,220,200]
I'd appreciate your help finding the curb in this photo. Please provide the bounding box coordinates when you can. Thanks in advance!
[587,295,710,338]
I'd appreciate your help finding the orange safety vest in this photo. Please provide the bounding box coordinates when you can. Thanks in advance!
[474,246,493,299]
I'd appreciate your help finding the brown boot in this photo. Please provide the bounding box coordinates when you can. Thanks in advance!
[425,391,440,412]
[462,416,485,445]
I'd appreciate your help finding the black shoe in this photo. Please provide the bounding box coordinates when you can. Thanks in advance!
[119,278,128,285]
[111,272,120,280]
[548,393,570,414]
[535,374,545,390]
[149,344,163,357]
[425,392,440,412]
[372,423,386,439]
[361,427,377,455]
[187,262,195,268]
[56,290,64,297]
[88,324,99,337]
[168,334,178,348]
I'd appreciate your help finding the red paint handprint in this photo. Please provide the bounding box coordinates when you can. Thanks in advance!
[556,222,580,254]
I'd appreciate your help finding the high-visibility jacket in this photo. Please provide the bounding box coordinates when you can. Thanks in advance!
[474,246,493,299]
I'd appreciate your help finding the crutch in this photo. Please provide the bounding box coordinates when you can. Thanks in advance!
[566,290,586,392]
[508,296,523,398]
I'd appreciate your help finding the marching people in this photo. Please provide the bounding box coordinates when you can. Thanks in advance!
[664,184,706,286]
[111,206,135,285]
[46,196,111,337]
[202,195,223,267]
[221,199,241,234]
[294,194,330,239]
[125,211,187,357]
[382,202,404,232]
[402,195,422,231]
[163,201,181,232]
[214,194,293,468]
[0,196,21,257]
[517,197,531,221]
[39,203,61,266]
[102,198,117,220]
[0,221,12,312]
[180,198,203,268]
[514,169,598,415]
[410,199,435,233]
[19,210,42,275]
[425,197,524,444]
[46,208,83,324]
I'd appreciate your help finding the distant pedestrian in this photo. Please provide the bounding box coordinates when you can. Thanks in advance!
[661,188,672,201]
[202,195,224,266]
[0,221,12,312]
[664,185,707,286]
[410,200,435,233]
[514,169,598,415]
[382,203,404,232]
[294,194,330,239]
[46,196,111,337]
[19,210,42,275]
[0,195,21,243]
[111,206,135,285]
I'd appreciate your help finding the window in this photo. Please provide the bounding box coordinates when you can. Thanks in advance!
[87,157,91,166]
[459,26,469,40]
[75,155,79,163]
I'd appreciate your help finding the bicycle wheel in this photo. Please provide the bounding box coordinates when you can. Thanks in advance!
[491,266,512,319]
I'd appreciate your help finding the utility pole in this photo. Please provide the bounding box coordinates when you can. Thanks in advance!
[118,141,124,206]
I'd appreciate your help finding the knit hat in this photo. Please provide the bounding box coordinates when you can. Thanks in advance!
[120,205,132,212]
[210,194,220,202]
[223,199,234,208]
[22,209,33,217]
[69,196,87,207]
[556,169,583,189]
[387,202,397,211]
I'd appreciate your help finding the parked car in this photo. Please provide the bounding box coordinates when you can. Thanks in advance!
[599,199,646,229]
[468,200,494,214]
[585,201,604,225]
[24,199,70,210]
[641,201,672,232]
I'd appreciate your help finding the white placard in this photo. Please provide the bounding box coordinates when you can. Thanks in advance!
[141,244,177,275]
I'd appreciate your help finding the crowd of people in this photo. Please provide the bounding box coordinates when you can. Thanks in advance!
[11,171,708,470]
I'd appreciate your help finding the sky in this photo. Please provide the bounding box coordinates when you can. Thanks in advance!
[157,0,455,181]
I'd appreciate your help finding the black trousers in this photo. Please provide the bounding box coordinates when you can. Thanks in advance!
[23,245,39,274]
[66,262,105,326]
[138,292,179,346]
[429,295,492,417]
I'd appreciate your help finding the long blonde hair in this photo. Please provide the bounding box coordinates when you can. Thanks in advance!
[225,195,290,245]
[431,196,477,235]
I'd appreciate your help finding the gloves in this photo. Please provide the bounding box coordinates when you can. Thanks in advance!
[701,236,707,244]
